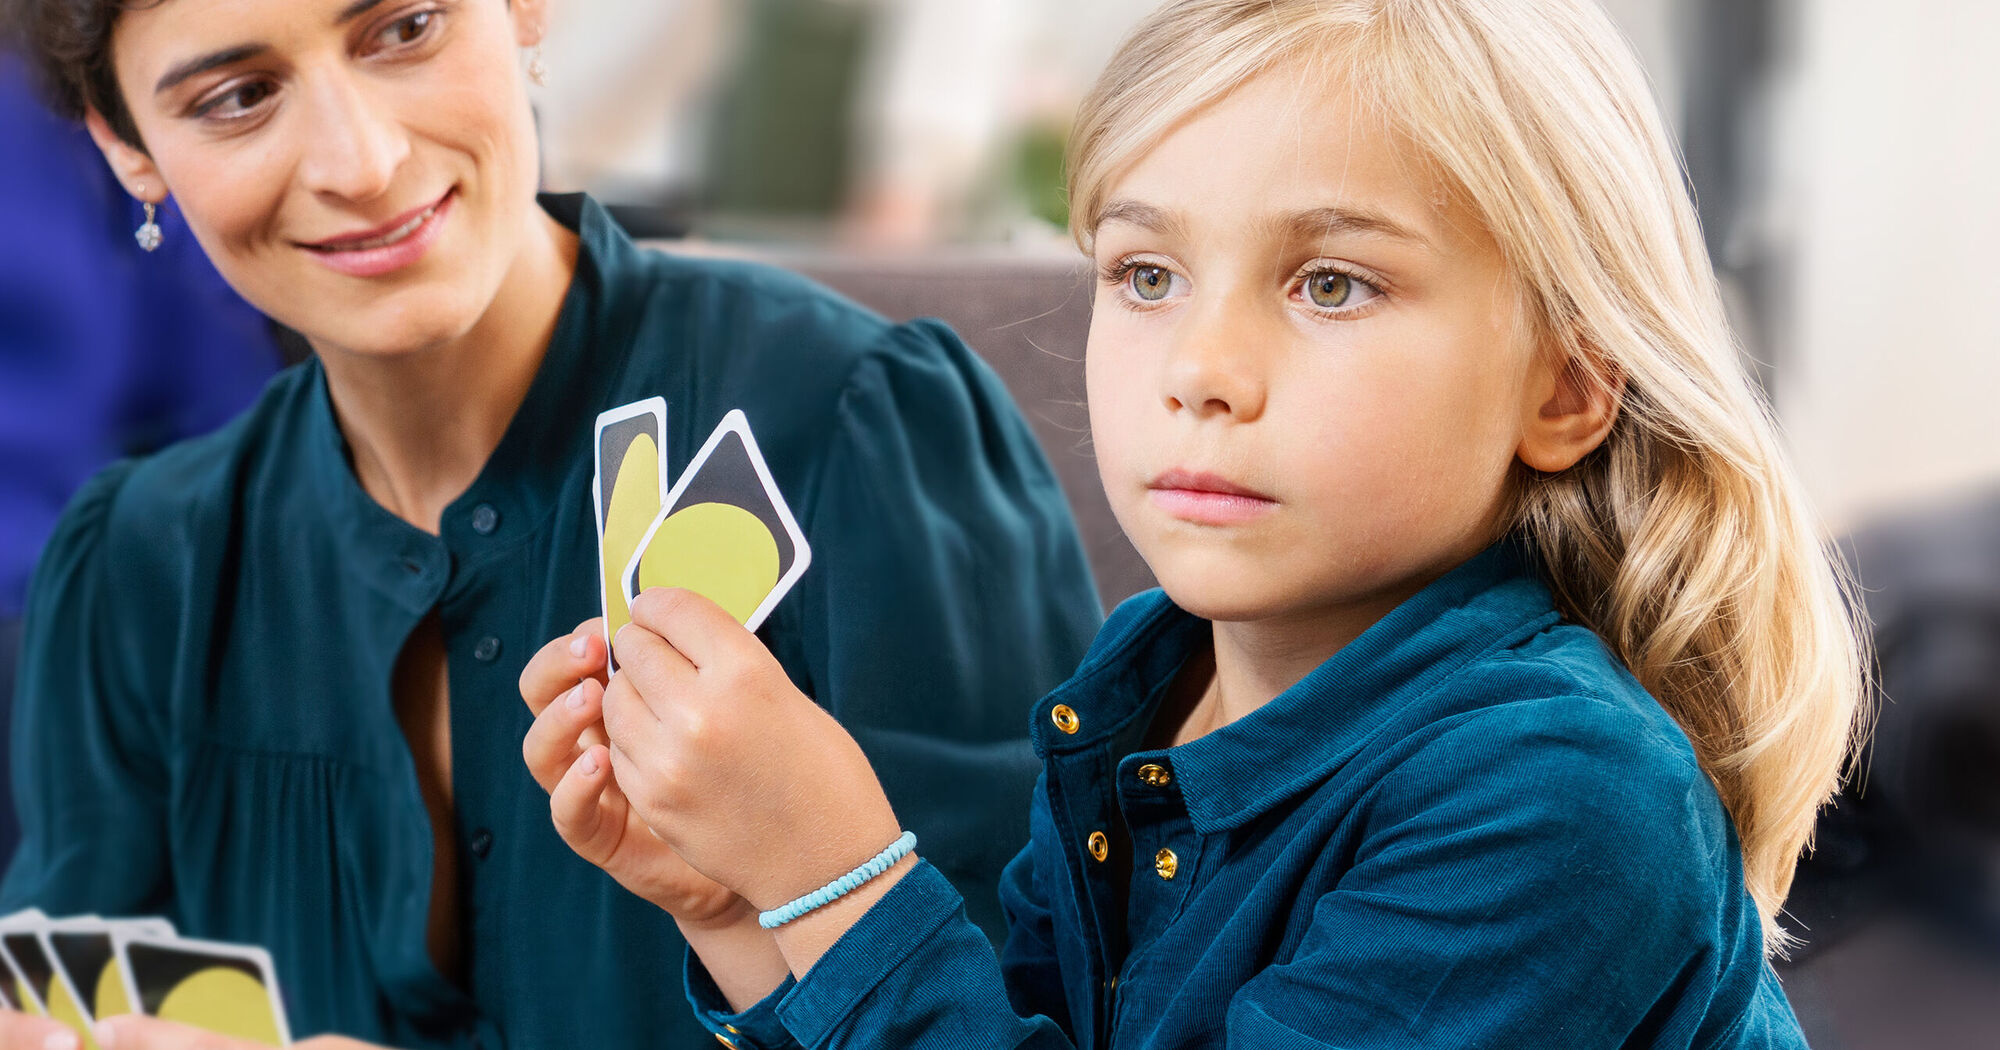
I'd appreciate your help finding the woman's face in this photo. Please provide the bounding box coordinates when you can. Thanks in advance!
[94,0,547,356]
[1085,61,1613,628]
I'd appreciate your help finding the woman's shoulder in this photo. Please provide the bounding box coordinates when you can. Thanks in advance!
[36,364,316,590]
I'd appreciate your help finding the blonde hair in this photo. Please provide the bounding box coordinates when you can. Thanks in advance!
[1069,0,1869,953]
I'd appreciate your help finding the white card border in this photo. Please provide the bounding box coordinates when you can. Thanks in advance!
[592,396,669,660]
[111,931,293,1046]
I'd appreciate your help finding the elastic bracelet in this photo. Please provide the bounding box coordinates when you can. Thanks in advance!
[758,831,918,929]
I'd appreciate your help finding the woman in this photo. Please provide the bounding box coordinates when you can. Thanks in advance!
[0,0,1102,1046]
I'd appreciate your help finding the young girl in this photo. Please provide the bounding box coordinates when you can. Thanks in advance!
[519,0,1867,1045]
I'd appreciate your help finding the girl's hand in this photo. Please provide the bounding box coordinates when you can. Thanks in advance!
[605,589,908,932]
[518,621,743,928]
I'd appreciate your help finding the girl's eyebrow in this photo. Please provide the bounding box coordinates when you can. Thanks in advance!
[1276,207,1431,249]
[1095,200,1190,241]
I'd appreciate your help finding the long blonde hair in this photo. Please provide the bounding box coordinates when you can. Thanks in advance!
[1068,0,1869,953]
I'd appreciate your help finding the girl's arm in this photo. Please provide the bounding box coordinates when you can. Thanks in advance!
[597,588,1083,1048]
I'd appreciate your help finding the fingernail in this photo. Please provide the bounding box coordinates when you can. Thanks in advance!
[569,634,589,658]
[565,684,585,710]
[581,750,600,775]
[85,1021,110,1048]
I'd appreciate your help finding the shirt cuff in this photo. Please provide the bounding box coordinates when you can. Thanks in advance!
[685,945,800,1049]
[775,859,966,1047]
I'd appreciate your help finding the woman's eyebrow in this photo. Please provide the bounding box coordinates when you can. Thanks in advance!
[152,0,398,97]
[155,44,268,96]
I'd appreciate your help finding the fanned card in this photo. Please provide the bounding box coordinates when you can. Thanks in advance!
[622,410,811,633]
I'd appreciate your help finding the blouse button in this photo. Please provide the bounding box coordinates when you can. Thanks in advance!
[1137,763,1172,787]
[1050,704,1080,734]
[715,1035,738,1048]
[470,503,500,535]
[1087,831,1109,862]
[1154,848,1179,881]
[474,636,503,663]
[470,828,494,859]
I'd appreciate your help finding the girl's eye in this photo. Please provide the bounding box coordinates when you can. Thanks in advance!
[1302,269,1382,312]
[1130,265,1175,302]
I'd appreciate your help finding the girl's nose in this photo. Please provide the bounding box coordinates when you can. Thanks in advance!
[1160,300,1269,423]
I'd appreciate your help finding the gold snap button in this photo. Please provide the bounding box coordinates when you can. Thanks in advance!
[1087,830,1109,862]
[1137,763,1171,787]
[715,1036,738,1049]
[1050,704,1080,734]
[1154,848,1179,880]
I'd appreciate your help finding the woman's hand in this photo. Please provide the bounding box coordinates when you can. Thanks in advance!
[604,588,911,968]
[0,1007,83,1050]
[91,1015,381,1049]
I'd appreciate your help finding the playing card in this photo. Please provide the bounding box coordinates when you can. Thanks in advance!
[44,917,172,1026]
[1,923,73,1031]
[594,397,669,669]
[114,931,291,1045]
[623,410,811,633]
[0,909,45,1016]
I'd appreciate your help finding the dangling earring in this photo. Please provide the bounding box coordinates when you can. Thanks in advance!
[135,196,163,252]
[527,45,547,86]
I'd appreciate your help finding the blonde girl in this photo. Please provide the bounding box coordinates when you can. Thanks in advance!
[518,0,1868,1046]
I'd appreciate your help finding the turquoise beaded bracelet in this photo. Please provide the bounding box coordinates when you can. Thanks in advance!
[758,831,918,929]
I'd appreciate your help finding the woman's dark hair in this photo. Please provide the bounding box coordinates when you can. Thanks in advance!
[10,0,157,149]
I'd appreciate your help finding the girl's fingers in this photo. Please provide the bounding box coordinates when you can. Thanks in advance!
[0,1009,82,1050]
[94,1014,258,1049]
[518,619,607,716]
[627,588,749,670]
[548,745,616,863]
[522,677,602,794]
[602,627,694,725]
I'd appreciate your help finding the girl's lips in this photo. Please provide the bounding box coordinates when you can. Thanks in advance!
[301,191,453,278]
[1147,469,1277,525]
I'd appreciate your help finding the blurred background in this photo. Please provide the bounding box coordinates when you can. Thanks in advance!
[3,0,1997,1045]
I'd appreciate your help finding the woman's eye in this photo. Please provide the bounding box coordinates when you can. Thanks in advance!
[202,80,275,118]
[1129,265,1175,302]
[1303,270,1381,311]
[382,10,435,47]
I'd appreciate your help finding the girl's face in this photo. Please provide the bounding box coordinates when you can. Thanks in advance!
[1087,62,1607,627]
[92,0,547,356]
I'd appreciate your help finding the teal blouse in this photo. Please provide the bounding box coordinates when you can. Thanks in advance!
[1,195,1104,1048]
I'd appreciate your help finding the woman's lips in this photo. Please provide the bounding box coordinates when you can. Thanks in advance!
[1147,469,1278,525]
[300,191,453,278]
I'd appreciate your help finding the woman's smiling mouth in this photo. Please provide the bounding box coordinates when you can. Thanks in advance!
[301,189,454,277]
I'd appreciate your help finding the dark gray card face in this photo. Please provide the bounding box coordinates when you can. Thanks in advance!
[48,931,116,1018]
[1,933,54,1011]
[597,413,664,526]
[665,428,799,571]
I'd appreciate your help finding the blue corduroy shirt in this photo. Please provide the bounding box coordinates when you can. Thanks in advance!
[690,542,1810,1048]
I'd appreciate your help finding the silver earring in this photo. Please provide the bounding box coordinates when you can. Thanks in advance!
[527,45,547,86]
[135,200,163,252]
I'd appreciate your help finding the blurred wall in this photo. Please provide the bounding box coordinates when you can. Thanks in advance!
[1775,0,2000,527]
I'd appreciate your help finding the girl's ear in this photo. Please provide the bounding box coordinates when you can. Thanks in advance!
[83,107,166,203]
[1517,349,1624,473]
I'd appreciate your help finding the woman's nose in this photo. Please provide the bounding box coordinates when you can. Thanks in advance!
[295,72,409,203]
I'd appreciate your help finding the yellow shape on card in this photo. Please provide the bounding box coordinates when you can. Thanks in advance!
[46,976,98,1049]
[155,967,282,1045]
[603,434,662,646]
[94,960,133,1019]
[16,977,43,1016]
[635,503,779,624]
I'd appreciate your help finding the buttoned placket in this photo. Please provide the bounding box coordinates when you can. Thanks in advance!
[1110,751,1199,1037]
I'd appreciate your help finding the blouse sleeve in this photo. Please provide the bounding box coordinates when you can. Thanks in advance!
[772,318,1102,937]
[1,461,175,917]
